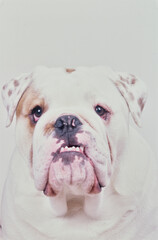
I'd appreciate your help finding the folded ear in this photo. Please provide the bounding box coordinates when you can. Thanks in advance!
[112,72,147,127]
[1,73,33,127]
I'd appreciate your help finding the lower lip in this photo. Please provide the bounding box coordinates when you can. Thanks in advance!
[52,151,86,164]
[44,151,102,196]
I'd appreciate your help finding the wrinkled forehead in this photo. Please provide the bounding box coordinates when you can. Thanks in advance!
[31,66,123,110]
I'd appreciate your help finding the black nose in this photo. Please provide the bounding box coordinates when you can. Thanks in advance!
[54,115,82,137]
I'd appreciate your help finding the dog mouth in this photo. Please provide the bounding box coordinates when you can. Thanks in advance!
[43,144,102,197]
[51,145,87,168]
[58,145,84,155]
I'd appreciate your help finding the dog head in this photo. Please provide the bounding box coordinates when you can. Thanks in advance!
[1,66,147,216]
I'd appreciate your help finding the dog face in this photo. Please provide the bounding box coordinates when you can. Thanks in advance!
[1,66,147,206]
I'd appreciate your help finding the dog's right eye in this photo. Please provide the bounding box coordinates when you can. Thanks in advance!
[31,106,43,123]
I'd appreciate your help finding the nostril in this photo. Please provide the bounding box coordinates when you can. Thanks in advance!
[54,119,64,129]
[71,117,82,128]
[71,118,76,128]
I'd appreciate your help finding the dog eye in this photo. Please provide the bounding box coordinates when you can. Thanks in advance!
[95,105,109,120]
[31,106,43,123]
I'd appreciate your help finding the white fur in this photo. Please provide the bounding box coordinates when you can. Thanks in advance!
[0,66,157,240]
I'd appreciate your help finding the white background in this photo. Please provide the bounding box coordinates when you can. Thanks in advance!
[0,0,158,195]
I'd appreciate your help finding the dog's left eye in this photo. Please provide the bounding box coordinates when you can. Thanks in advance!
[95,105,109,120]
[31,106,43,123]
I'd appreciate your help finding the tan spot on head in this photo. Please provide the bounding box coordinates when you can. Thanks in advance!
[8,90,12,96]
[14,80,19,87]
[66,68,75,73]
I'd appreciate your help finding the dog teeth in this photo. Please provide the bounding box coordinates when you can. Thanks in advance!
[60,146,84,153]
[80,146,84,152]
[60,147,64,152]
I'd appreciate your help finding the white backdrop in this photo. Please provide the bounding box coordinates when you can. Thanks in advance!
[0,0,158,196]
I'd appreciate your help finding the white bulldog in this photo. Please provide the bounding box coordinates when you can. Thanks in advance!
[0,66,158,240]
